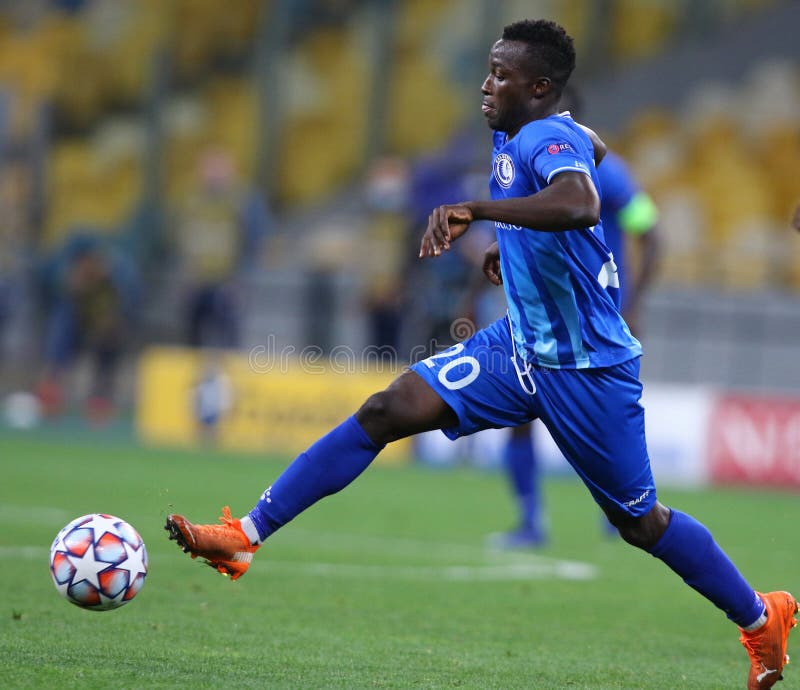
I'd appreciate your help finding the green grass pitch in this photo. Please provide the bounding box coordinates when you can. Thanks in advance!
[2,431,799,689]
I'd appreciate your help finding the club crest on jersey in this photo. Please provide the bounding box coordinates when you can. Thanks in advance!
[494,153,515,188]
[547,142,573,154]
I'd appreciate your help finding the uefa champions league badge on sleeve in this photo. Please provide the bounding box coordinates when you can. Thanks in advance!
[494,153,515,188]
[546,142,573,154]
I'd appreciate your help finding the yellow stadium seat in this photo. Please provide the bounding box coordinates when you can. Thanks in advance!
[610,0,678,61]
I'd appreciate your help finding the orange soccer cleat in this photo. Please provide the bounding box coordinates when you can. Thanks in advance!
[165,506,259,581]
[740,591,798,689]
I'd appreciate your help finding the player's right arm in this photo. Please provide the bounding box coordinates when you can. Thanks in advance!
[467,170,600,232]
[419,203,474,257]
[419,171,599,258]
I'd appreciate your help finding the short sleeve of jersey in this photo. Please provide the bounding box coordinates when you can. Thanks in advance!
[526,123,593,185]
[597,152,638,213]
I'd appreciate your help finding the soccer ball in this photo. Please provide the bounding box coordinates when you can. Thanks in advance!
[49,513,148,611]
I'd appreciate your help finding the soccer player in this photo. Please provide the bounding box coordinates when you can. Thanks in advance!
[494,89,662,548]
[166,19,796,688]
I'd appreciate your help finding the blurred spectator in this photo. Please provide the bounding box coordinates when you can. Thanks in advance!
[36,232,139,423]
[193,354,233,445]
[171,146,273,349]
[52,0,87,13]
[361,156,409,352]
[0,156,37,367]
[401,130,483,356]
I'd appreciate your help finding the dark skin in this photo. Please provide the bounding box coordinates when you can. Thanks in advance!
[621,228,661,337]
[356,37,670,550]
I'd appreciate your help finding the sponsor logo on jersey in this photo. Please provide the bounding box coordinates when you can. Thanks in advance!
[494,153,515,188]
[623,489,650,508]
[547,142,573,154]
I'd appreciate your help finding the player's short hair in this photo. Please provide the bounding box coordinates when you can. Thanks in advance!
[501,19,576,93]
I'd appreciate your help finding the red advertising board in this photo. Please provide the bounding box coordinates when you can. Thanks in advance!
[709,394,800,487]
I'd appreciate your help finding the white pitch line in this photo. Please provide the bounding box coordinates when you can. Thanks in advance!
[270,530,598,580]
[3,547,596,582]
[0,546,49,560]
[0,505,71,526]
[261,559,597,582]
[274,529,541,562]
[9,530,599,582]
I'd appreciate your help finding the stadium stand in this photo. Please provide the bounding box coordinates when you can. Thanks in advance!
[0,0,797,397]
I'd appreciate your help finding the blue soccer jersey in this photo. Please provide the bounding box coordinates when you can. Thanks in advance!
[490,113,641,368]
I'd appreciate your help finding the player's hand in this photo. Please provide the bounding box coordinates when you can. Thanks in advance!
[419,204,473,258]
[482,241,502,285]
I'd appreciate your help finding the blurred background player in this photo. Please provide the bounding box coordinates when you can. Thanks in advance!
[193,354,234,445]
[489,87,661,548]
[36,232,139,423]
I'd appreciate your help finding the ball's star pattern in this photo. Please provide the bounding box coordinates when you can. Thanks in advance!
[117,540,148,580]
[51,530,70,554]
[89,514,124,539]
[98,589,128,609]
[51,516,89,552]
[65,542,110,590]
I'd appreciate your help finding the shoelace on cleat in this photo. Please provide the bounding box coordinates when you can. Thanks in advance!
[218,506,235,526]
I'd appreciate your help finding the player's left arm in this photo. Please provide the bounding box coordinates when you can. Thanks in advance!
[482,241,502,285]
[576,123,606,166]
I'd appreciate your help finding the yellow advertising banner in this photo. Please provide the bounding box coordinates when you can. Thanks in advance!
[136,346,411,463]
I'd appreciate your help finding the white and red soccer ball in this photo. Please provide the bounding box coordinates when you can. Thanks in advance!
[49,513,148,611]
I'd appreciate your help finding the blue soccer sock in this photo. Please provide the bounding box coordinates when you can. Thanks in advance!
[242,415,384,543]
[648,509,765,628]
[504,430,541,532]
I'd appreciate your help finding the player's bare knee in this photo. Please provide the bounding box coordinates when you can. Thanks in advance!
[617,522,651,550]
[355,390,401,445]
[616,503,670,550]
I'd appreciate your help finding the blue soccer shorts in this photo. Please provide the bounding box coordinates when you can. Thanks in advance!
[409,316,657,518]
